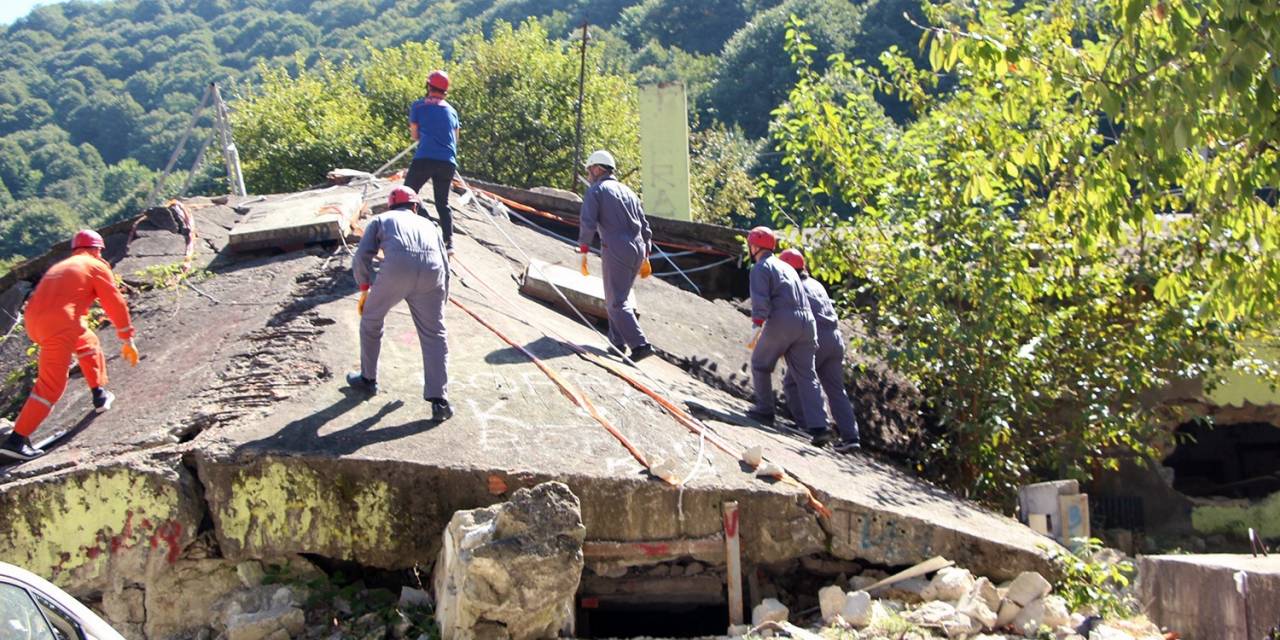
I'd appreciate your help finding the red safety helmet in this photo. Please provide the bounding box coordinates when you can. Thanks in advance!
[746,226,777,251]
[387,186,420,208]
[778,248,805,272]
[427,70,450,92]
[72,229,105,250]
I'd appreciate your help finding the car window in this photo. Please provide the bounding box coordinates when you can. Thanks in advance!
[0,582,57,640]
[30,591,85,640]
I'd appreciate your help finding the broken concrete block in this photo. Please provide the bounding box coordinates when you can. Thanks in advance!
[742,445,764,467]
[519,259,635,321]
[1088,624,1134,640]
[228,191,362,251]
[818,585,847,621]
[433,481,586,640]
[840,590,872,627]
[996,600,1022,627]
[756,461,785,477]
[752,598,789,625]
[921,566,975,602]
[1005,571,1052,606]
[848,575,878,592]
[1011,598,1048,636]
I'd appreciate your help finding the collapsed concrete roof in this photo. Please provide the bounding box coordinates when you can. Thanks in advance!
[0,180,1055,602]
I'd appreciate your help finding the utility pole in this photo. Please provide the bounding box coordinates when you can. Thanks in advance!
[572,21,590,191]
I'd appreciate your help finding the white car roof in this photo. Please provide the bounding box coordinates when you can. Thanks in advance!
[0,561,125,640]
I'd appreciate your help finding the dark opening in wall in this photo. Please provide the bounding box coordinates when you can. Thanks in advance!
[1163,421,1280,499]
[577,602,730,638]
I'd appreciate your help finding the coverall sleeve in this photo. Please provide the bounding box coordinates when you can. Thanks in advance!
[749,264,771,325]
[578,187,599,250]
[353,218,382,290]
[90,262,134,339]
[639,206,653,255]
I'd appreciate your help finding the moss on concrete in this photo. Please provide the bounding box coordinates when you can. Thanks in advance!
[215,459,396,563]
[1191,493,1280,538]
[0,463,197,588]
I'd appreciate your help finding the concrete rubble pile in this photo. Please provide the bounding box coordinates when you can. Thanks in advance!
[433,481,586,640]
[752,565,1165,640]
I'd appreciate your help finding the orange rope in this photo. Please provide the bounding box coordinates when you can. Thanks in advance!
[449,296,673,484]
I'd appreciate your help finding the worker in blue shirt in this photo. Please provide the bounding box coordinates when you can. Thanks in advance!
[406,70,460,253]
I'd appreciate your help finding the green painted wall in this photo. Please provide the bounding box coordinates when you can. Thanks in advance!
[638,82,692,221]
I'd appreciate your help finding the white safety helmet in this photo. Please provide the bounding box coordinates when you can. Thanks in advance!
[585,149,616,170]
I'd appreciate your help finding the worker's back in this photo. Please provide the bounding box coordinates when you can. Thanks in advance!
[750,253,812,324]
[800,276,839,335]
[582,176,650,258]
[363,210,447,270]
[26,253,112,329]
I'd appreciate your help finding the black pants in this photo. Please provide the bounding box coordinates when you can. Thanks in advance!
[405,158,456,248]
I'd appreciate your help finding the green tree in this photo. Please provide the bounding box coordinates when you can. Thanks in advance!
[231,58,401,193]
[689,124,761,225]
[449,19,640,191]
[763,10,1275,503]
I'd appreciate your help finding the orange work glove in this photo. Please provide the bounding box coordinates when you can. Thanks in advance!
[358,289,369,316]
[638,257,652,279]
[747,323,763,349]
[122,339,139,367]
[580,253,589,276]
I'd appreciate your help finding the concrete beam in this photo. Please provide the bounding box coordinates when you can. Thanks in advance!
[519,259,634,322]
[228,191,362,251]
[1138,554,1280,639]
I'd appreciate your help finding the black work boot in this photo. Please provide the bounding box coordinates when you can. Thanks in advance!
[808,429,835,447]
[834,438,862,454]
[346,372,379,394]
[428,398,453,422]
[0,432,44,462]
[92,387,115,413]
[629,343,655,362]
[746,408,775,427]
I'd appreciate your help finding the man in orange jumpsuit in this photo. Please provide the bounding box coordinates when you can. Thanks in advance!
[1,230,138,462]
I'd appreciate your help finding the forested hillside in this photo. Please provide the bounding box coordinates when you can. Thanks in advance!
[0,0,920,270]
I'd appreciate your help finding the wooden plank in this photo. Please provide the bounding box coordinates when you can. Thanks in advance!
[228,191,362,251]
[724,501,744,627]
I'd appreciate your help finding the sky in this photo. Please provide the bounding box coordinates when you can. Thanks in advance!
[0,0,80,26]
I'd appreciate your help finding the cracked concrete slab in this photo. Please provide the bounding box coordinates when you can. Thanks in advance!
[1,184,1054,601]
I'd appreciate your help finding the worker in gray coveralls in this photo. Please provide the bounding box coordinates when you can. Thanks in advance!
[348,185,453,422]
[778,248,861,453]
[745,226,833,447]
[577,149,656,362]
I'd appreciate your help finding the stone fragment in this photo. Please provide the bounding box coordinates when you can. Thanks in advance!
[433,481,586,640]
[904,601,980,638]
[840,591,872,627]
[922,567,975,602]
[103,586,146,625]
[1041,595,1071,628]
[875,576,931,604]
[237,561,266,588]
[996,600,1022,627]
[742,445,764,467]
[848,575,878,592]
[1005,571,1052,606]
[1011,598,1048,636]
[225,607,306,640]
[728,624,751,637]
[399,587,430,608]
[956,588,997,631]
[818,585,847,622]
[967,577,1002,611]
[1088,624,1134,640]
[752,598,789,625]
